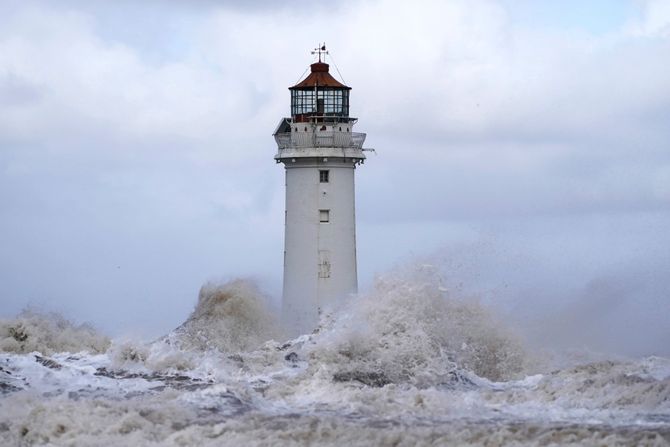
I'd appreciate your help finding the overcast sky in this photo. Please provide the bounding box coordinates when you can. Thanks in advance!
[1,0,669,355]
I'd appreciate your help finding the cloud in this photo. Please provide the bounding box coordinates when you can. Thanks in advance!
[0,0,668,345]
[626,0,670,36]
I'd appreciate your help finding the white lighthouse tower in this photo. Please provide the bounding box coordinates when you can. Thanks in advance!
[274,45,368,336]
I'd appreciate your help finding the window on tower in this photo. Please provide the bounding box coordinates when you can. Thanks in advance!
[319,209,330,223]
[319,170,329,183]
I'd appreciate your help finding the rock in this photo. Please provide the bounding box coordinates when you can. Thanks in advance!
[284,352,298,363]
[332,371,391,387]
[34,355,62,370]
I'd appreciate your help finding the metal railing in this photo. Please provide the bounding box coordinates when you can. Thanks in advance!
[274,131,366,150]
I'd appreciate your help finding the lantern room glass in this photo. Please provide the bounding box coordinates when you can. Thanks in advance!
[291,88,349,118]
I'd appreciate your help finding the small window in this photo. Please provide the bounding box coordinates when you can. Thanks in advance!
[319,209,330,223]
[319,170,329,183]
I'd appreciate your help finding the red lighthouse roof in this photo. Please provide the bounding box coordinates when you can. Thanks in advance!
[290,62,351,90]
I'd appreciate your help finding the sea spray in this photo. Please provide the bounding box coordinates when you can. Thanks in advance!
[169,279,282,353]
[1,270,669,446]
[109,279,283,374]
[301,265,530,384]
[0,309,110,355]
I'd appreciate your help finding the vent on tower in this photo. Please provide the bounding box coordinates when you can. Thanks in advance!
[318,250,331,278]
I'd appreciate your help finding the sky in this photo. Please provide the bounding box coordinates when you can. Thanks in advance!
[1,0,669,356]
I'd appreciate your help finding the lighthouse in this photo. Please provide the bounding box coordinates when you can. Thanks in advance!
[274,45,368,336]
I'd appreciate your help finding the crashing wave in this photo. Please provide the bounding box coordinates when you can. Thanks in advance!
[0,269,669,446]
[106,279,284,374]
[0,309,110,355]
[170,279,282,353]
[300,266,530,386]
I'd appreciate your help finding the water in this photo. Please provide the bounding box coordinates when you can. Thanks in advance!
[1,270,669,446]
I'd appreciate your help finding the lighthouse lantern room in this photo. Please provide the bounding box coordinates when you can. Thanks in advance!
[274,45,368,336]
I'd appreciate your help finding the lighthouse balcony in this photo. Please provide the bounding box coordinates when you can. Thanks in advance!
[274,129,367,161]
[274,130,366,150]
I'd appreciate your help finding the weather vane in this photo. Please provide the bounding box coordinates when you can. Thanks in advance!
[311,42,328,62]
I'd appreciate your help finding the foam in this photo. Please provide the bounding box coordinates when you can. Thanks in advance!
[0,309,110,355]
[1,393,667,447]
[0,271,668,446]
[302,265,530,385]
[169,279,282,353]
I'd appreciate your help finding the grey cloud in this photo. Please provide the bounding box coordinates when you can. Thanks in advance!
[0,0,668,355]
[0,73,44,107]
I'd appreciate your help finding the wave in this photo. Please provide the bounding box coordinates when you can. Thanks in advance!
[301,265,531,385]
[520,357,670,411]
[0,268,532,384]
[114,266,533,389]
[106,279,283,373]
[0,269,669,446]
[93,268,533,389]
[169,279,283,353]
[0,309,110,355]
[2,393,667,447]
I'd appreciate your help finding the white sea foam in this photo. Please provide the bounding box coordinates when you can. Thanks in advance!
[0,309,110,355]
[303,266,530,384]
[1,272,668,446]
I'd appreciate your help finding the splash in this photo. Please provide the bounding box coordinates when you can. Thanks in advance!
[170,279,282,353]
[0,271,668,446]
[305,265,530,384]
[0,309,110,355]
[107,279,284,373]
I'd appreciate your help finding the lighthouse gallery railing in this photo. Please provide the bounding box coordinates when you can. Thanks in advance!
[274,131,366,150]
